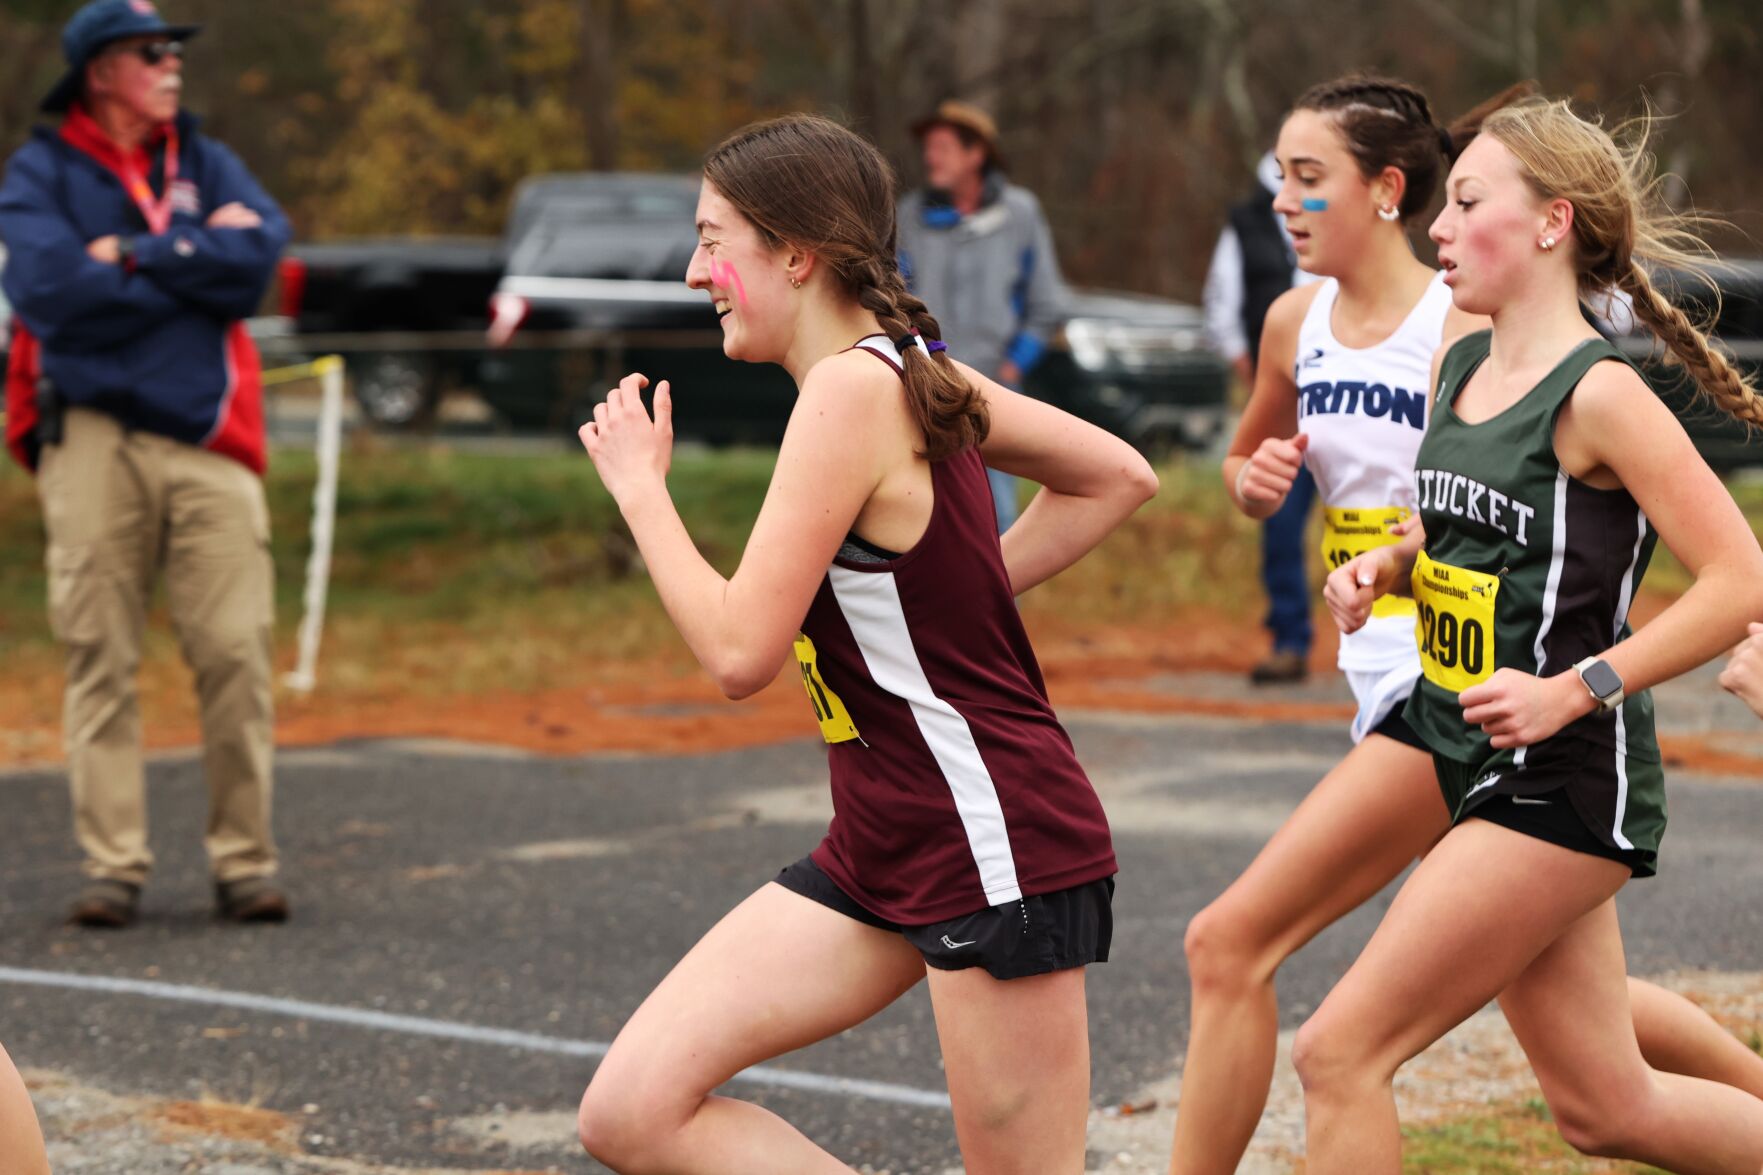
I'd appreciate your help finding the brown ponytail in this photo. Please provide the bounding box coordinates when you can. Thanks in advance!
[1480,99,1763,426]
[845,255,989,457]
[704,114,988,460]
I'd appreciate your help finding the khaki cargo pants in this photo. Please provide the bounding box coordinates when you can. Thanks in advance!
[38,408,278,887]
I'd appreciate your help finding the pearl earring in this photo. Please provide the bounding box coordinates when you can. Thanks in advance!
[1377,205,1400,222]
[1540,236,1556,251]
[790,277,802,288]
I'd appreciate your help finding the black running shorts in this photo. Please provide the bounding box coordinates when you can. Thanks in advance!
[774,855,1113,981]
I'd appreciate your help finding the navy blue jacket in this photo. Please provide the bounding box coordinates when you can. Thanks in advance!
[1,107,289,472]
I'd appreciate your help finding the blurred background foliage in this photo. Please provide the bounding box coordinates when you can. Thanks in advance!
[0,0,1756,297]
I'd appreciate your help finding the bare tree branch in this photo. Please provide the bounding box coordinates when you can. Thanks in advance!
[848,0,879,134]
[1408,0,1515,66]
[1660,0,1712,209]
[579,0,620,169]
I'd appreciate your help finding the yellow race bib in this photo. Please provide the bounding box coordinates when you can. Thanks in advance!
[793,633,861,744]
[1322,506,1417,619]
[1411,551,1500,692]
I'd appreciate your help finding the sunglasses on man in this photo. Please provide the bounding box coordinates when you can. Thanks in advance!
[115,39,184,67]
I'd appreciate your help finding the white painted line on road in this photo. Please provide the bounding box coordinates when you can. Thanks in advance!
[0,966,952,1111]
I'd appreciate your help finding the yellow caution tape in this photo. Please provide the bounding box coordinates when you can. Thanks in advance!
[260,354,345,387]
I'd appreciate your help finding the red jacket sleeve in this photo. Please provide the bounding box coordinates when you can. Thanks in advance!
[5,324,42,472]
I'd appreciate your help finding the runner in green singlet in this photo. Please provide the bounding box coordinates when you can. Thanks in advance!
[1301,97,1763,1172]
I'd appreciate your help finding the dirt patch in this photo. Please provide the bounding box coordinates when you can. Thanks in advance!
[1,607,1319,766]
[11,590,1763,778]
[1659,734,1763,779]
[1020,605,1342,678]
[272,672,815,758]
[27,1067,569,1173]
[1049,678,1356,724]
[152,1098,301,1150]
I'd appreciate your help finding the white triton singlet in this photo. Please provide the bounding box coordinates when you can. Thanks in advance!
[1295,270,1454,741]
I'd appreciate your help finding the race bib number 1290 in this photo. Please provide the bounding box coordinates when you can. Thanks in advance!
[1411,550,1500,693]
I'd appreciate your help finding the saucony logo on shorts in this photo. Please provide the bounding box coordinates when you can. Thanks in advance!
[940,934,977,949]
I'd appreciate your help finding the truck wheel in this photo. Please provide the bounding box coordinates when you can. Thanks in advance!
[352,353,440,430]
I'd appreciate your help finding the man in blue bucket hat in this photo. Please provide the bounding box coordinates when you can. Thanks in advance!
[1,0,292,928]
[38,0,203,115]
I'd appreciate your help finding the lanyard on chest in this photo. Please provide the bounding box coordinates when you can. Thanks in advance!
[115,125,180,235]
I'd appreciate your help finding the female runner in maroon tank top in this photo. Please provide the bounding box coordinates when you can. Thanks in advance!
[572,113,1156,1174]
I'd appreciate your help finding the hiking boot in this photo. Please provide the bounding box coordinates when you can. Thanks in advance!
[69,879,141,928]
[216,877,290,923]
[1249,649,1308,686]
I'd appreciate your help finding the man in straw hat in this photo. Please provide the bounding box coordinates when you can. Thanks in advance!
[898,100,1071,532]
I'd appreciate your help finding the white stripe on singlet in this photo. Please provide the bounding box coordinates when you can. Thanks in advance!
[1517,468,1572,770]
[1609,505,1649,850]
[827,565,1023,906]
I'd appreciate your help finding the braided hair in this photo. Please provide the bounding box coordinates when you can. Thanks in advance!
[704,114,988,459]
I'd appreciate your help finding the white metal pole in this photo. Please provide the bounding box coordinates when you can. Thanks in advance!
[284,355,344,693]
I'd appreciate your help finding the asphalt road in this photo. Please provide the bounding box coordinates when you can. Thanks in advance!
[3,712,1761,1173]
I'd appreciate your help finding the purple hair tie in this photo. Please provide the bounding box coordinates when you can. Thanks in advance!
[927,340,947,354]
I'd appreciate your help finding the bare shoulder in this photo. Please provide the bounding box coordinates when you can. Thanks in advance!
[1567,354,1659,420]
[1555,352,1682,481]
[797,347,903,417]
[1251,282,1324,380]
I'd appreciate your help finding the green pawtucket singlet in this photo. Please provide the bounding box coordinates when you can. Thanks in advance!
[1404,329,1666,873]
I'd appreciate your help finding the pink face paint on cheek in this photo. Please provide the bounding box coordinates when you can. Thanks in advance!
[709,259,750,307]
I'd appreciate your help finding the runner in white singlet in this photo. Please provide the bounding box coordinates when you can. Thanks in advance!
[1294,269,1452,740]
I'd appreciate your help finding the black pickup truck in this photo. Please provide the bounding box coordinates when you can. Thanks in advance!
[271,172,1233,451]
[273,236,503,427]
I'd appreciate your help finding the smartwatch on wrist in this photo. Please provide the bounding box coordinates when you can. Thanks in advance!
[1573,656,1625,713]
[115,235,137,268]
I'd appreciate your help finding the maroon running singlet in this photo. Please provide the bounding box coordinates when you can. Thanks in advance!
[798,335,1117,924]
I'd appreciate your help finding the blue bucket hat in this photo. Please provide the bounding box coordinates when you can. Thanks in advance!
[40,0,201,114]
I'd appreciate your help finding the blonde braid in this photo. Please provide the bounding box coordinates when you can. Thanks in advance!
[1619,262,1763,428]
